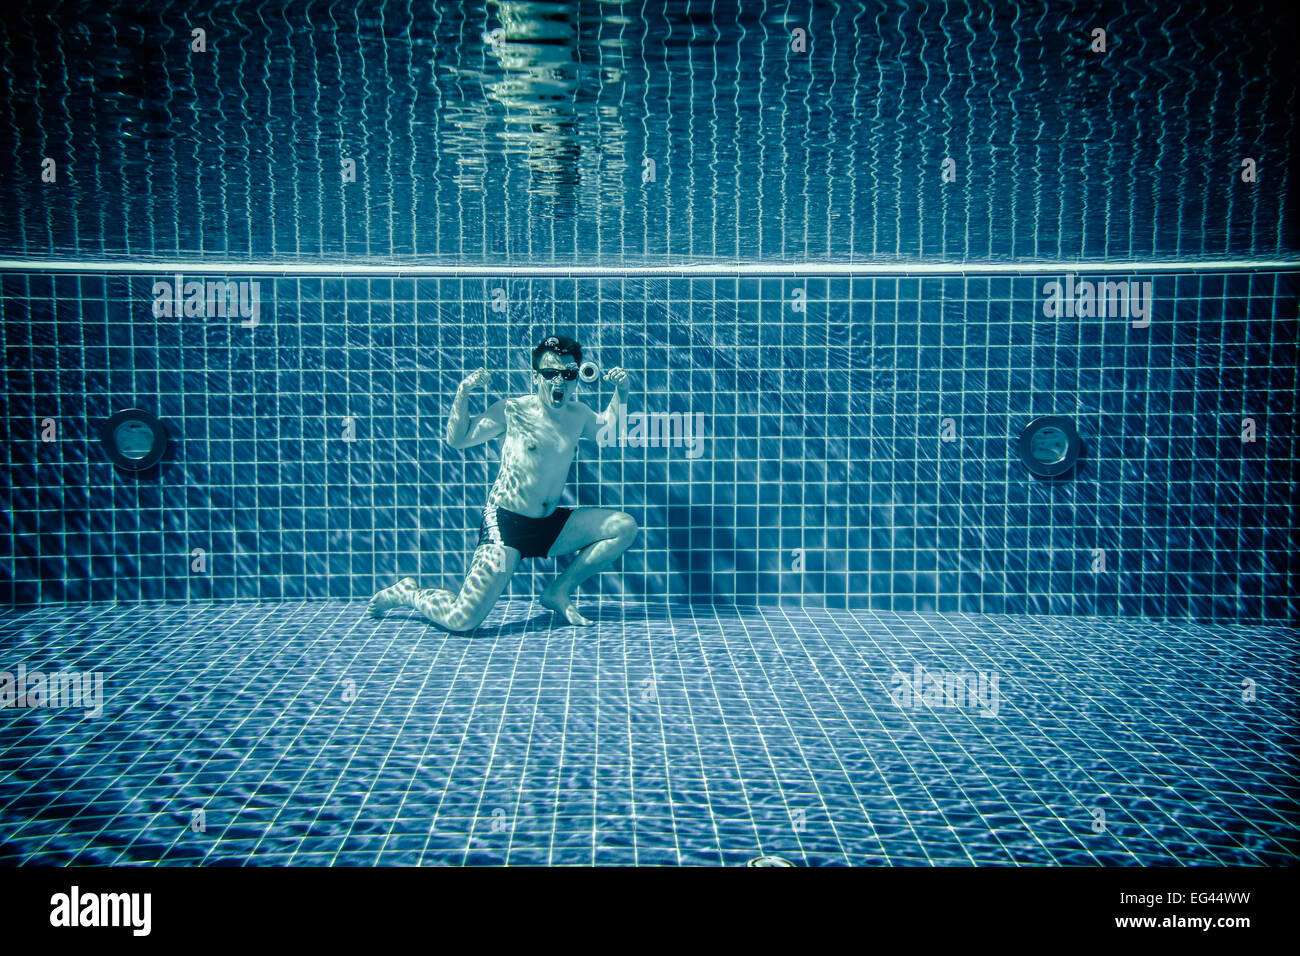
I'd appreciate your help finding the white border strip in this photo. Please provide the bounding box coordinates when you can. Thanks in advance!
[0,258,1296,276]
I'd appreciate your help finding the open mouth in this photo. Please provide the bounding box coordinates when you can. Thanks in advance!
[550,388,565,405]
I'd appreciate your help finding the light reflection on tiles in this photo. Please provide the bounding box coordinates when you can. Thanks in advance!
[1,601,1294,866]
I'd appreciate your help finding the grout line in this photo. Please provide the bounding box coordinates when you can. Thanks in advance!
[1,258,1299,277]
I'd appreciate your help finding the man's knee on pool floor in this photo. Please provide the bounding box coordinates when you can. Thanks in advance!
[410,586,493,632]
[438,545,518,630]
[442,602,490,632]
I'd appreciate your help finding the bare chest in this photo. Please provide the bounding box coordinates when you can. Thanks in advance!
[504,400,581,460]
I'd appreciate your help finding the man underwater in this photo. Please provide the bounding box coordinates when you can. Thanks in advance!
[368,334,637,631]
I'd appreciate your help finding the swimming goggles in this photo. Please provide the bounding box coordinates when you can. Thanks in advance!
[537,367,579,381]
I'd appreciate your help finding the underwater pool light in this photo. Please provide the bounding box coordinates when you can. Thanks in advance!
[1018,416,1081,478]
[100,408,169,473]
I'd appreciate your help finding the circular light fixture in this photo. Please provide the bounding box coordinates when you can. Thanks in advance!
[578,361,600,384]
[746,855,796,867]
[1017,416,1081,478]
[101,408,168,472]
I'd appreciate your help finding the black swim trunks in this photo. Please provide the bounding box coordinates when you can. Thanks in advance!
[477,503,574,559]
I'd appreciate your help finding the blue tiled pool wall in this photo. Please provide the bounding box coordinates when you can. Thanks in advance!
[0,0,1295,264]
[3,269,1295,619]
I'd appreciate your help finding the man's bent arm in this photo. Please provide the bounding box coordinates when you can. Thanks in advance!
[445,381,475,447]
[600,388,625,431]
[446,377,506,449]
[596,367,631,434]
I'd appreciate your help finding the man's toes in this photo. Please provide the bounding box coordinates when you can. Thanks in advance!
[565,605,593,627]
[369,579,417,618]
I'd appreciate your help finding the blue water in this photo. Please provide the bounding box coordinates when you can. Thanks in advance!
[1,1,1297,867]
[0,0,1295,262]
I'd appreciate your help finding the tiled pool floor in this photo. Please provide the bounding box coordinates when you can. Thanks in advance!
[0,601,1295,865]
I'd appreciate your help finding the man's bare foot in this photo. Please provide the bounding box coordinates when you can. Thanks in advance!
[368,577,418,618]
[539,584,593,627]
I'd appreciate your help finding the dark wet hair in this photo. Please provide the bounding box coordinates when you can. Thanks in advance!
[532,334,582,370]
